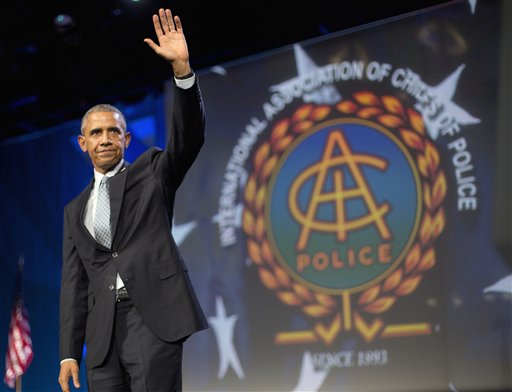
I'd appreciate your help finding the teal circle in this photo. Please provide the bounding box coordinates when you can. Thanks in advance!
[266,119,421,293]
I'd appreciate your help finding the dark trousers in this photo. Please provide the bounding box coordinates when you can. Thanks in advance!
[87,298,184,392]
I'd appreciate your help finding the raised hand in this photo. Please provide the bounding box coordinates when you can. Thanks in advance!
[144,8,191,77]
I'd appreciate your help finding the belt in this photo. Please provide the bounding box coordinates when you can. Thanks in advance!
[115,286,130,302]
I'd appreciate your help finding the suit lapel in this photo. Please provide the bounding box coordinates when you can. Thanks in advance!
[75,180,100,248]
[109,165,128,247]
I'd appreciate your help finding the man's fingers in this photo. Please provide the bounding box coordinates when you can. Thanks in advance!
[58,361,80,391]
[159,8,172,32]
[58,367,72,392]
[58,377,70,392]
[165,9,174,31]
[152,13,164,37]
[174,15,183,33]
[72,367,81,388]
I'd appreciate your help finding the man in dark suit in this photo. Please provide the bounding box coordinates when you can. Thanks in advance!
[58,6,208,392]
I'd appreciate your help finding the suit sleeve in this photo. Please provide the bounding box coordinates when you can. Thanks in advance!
[59,207,89,364]
[154,77,206,190]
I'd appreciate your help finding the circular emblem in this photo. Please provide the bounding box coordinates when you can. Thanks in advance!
[243,92,447,318]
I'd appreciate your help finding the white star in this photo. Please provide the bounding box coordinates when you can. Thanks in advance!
[415,64,480,140]
[269,44,342,106]
[208,296,245,379]
[294,44,342,105]
[171,219,196,245]
[468,0,477,14]
[483,274,512,294]
[291,351,330,392]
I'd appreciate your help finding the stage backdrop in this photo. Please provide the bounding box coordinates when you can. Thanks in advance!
[1,0,511,391]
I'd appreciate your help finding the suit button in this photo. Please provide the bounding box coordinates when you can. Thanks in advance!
[112,252,118,258]
[108,284,115,291]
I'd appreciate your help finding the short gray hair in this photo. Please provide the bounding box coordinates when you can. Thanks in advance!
[80,104,127,135]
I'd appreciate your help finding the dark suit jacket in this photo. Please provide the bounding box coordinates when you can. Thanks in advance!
[59,80,209,369]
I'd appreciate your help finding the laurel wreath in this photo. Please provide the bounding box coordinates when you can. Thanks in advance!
[242,91,447,318]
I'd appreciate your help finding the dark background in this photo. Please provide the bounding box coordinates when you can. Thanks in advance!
[0,0,451,142]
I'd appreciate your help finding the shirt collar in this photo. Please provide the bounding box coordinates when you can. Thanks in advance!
[93,159,124,184]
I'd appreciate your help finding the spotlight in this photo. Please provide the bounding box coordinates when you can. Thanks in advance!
[53,14,75,34]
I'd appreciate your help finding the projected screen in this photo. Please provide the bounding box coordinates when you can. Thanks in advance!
[173,1,511,391]
[0,1,510,391]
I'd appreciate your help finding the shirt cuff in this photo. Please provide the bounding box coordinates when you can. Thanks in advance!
[174,73,195,90]
[60,358,78,365]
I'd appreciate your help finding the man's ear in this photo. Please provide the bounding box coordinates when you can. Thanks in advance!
[78,134,87,152]
[125,131,131,148]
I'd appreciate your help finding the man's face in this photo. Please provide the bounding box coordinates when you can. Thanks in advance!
[78,111,131,174]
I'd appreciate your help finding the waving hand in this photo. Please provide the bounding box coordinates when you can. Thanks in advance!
[144,8,191,77]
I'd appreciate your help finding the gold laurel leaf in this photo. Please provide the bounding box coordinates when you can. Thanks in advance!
[358,285,381,305]
[244,176,257,205]
[419,212,432,245]
[417,155,429,178]
[254,185,267,213]
[362,296,396,314]
[395,275,422,296]
[431,208,445,238]
[314,293,337,307]
[407,108,425,135]
[310,106,331,121]
[400,129,424,150]
[292,104,314,121]
[278,291,302,306]
[247,239,263,265]
[292,120,314,133]
[303,305,331,317]
[261,240,274,264]
[261,155,278,181]
[336,100,358,113]
[254,143,270,173]
[358,107,383,119]
[423,182,432,209]
[432,172,447,209]
[418,247,436,272]
[271,119,290,143]
[242,209,255,236]
[273,135,294,153]
[382,96,404,116]
[293,283,313,301]
[354,91,380,106]
[425,141,440,174]
[383,269,403,292]
[259,268,279,290]
[255,215,265,241]
[378,114,404,128]
[404,243,421,274]
[274,266,291,288]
